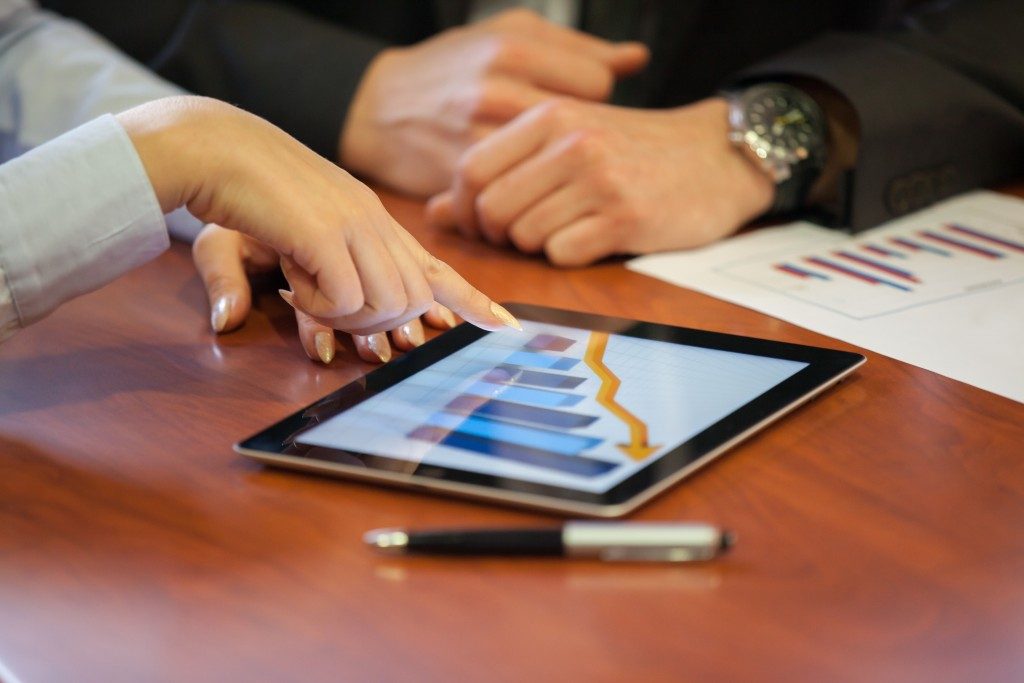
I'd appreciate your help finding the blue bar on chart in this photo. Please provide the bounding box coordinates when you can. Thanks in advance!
[833,250,920,282]
[504,350,580,371]
[805,256,913,291]
[919,230,1004,259]
[774,263,830,280]
[407,424,615,477]
[422,412,601,456]
[464,381,584,407]
[890,236,951,256]
[861,243,907,259]
[946,223,1024,253]
[483,364,587,390]
[445,394,598,429]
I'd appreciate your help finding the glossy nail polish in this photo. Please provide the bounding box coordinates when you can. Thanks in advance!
[490,302,522,331]
[211,296,232,333]
[315,331,335,364]
[366,333,392,363]
[400,322,425,347]
[438,307,458,329]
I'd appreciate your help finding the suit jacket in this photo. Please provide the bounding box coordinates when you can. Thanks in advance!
[43,0,1024,230]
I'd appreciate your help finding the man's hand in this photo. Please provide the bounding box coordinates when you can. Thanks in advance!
[339,8,648,197]
[192,224,460,364]
[426,97,776,266]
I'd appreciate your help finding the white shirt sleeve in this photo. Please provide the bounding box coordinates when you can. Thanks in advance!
[0,0,184,341]
[0,114,170,341]
[0,0,204,241]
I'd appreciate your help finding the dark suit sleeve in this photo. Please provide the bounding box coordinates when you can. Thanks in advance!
[162,1,389,159]
[735,0,1024,230]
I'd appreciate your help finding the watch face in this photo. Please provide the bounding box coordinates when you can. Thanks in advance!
[741,86,826,165]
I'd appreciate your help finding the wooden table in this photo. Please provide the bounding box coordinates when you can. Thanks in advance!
[2,189,1023,683]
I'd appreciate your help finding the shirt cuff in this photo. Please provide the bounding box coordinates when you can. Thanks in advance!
[0,113,169,330]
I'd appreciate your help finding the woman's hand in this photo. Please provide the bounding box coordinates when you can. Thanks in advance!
[116,96,519,342]
[192,224,460,364]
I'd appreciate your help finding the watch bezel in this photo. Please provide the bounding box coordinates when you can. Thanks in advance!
[727,83,827,184]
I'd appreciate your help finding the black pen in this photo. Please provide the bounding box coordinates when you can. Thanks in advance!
[363,522,733,562]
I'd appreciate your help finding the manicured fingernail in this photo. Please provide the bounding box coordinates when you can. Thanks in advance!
[438,307,458,329]
[366,332,392,363]
[278,289,296,308]
[490,302,522,331]
[211,296,231,333]
[315,331,335,364]
[400,322,425,347]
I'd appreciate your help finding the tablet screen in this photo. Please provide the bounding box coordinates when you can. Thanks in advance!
[295,320,809,494]
[238,303,863,515]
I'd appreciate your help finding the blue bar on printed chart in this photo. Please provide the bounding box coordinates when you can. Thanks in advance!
[465,381,584,407]
[947,223,1024,253]
[890,236,951,256]
[505,350,579,371]
[483,364,587,390]
[445,394,598,429]
[919,230,1004,259]
[423,412,602,456]
[774,263,830,280]
[833,251,920,282]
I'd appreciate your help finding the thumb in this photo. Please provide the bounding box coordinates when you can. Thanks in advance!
[608,42,650,76]
[192,224,254,333]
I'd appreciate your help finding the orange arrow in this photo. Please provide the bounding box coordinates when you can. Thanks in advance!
[583,332,659,460]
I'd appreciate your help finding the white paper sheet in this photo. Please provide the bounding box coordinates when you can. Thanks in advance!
[627,191,1024,404]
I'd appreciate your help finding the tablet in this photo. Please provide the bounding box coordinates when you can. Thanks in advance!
[236,304,864,517]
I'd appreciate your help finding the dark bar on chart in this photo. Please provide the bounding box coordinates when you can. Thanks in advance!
[466,381,584,407]
[890,236,951,256]
[483,364,587,389]
[505,350,580,371]
[774,263,829,280]
[524,334,576,352]
[946,223,1024,253]
[408,426,615,477]
[422,412,602,455]
[445,395,598,429]
[833,251,920,282]
[919,230,1004,259]
[805,256,912,291]
[862,243,907,259]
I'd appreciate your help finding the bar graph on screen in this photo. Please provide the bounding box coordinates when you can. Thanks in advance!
[295,321,808,492]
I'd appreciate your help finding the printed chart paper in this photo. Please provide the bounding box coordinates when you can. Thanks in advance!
[628,191,1024,404]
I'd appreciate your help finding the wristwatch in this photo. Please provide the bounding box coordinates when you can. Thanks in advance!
[726,82,828,215]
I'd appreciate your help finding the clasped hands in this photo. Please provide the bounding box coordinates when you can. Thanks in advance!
[192,9,774,364]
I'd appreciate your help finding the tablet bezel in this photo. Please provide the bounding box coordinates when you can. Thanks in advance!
[236,303,865,517]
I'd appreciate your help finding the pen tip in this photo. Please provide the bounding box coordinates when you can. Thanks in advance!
[363,528,410,554]
[720,530,736,551]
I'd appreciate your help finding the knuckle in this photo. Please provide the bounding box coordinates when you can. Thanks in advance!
[492,7,540,28]
[534,98,576,130]
[567,130,606,166]
[591,69,614,101]
[423,254,454,280]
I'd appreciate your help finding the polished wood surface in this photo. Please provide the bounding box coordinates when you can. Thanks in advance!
[2,189,1023,683]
